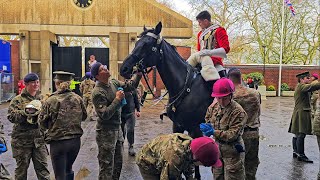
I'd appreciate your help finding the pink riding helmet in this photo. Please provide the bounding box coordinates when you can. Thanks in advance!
[211,78,235,97]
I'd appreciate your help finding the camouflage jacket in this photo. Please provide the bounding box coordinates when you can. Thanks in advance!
[80,79,95,97]
[233,85,261,129]
[39,89,87,143]
[92,74,141,130]
[205,100,247,143]
[7,88,45,147]
[136,133,194,180]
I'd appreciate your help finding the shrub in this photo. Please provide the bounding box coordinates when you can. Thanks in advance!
[281,83,290,91]
[243,72,264,85]
[267,85,276,91]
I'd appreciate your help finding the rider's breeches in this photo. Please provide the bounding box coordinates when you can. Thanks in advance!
[187,54,220,81]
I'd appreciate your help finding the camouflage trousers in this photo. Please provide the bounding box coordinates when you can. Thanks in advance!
[83,95,95,121]
[11,144,50,180]
[96,128,124,180]
[213,142,245,180]
[243,130,260,180]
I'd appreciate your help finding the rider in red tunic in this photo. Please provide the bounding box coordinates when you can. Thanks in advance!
[187,10,230,82]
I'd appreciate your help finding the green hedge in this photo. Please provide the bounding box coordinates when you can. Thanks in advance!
[281,83,290,91]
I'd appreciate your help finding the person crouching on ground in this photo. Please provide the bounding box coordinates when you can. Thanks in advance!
[136,133,222,179]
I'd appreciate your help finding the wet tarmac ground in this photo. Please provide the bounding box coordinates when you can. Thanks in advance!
[0,97,319,179]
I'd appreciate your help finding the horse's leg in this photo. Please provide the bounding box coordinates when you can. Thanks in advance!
[189,127,204,180]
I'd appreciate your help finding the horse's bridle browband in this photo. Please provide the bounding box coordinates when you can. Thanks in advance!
[146,32,163,44]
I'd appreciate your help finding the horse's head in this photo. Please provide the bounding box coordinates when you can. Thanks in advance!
[120,22,163,79]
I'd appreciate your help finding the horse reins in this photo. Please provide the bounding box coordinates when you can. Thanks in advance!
[131,32,192,109]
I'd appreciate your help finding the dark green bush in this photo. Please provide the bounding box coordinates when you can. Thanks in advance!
[281,83,290,91]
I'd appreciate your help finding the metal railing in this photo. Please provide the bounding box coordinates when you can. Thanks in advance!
[0,73,15,103]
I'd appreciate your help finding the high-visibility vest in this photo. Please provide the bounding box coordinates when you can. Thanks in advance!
[70,80,81,90]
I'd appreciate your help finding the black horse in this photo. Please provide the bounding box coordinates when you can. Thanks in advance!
[120,22,213,179]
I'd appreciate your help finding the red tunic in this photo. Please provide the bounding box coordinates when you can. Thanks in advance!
[197,27,230,66]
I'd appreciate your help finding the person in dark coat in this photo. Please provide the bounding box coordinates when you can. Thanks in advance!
[288,71,320,163]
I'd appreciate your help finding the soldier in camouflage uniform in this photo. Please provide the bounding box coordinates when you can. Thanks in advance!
[136,133,221,180]
[90,62,142,180]
[201,78,247,180]
[39,71,87,180]
[228,68,261,180]
[7,73,50,180]
[80,72,96,121]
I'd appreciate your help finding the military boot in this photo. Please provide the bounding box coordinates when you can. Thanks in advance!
[297,136,313,163]
[292,137,298,158]
[129,145,136,156]
[297,155,313,163]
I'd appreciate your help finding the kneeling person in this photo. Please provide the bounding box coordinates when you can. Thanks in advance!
[136,133,221,179]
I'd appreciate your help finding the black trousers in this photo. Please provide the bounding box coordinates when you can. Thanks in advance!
[293,133,306,156]
[50,137,81,180]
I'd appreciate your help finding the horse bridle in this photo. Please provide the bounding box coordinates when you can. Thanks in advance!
[130,32,163,98]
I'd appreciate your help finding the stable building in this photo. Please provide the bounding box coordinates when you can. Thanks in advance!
[0,0,192,93]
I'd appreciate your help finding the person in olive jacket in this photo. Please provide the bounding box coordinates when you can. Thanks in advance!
[288,71,320,163]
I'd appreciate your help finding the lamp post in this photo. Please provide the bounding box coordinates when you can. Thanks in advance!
[262,45,266,78]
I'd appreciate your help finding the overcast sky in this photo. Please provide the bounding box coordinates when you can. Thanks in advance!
[172,0,192,13]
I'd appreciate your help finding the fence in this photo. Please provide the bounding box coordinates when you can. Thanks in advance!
[0,73,15,103]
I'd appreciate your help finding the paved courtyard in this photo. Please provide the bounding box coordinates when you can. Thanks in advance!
[0,97,319,179]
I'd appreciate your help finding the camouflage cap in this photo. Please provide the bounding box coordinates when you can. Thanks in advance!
[296,71,310,78]
[53,71,75,81]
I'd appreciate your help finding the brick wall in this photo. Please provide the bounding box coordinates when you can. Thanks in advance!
[141,46,320,97]
[225,64,320,91]
[9,40,20,93]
